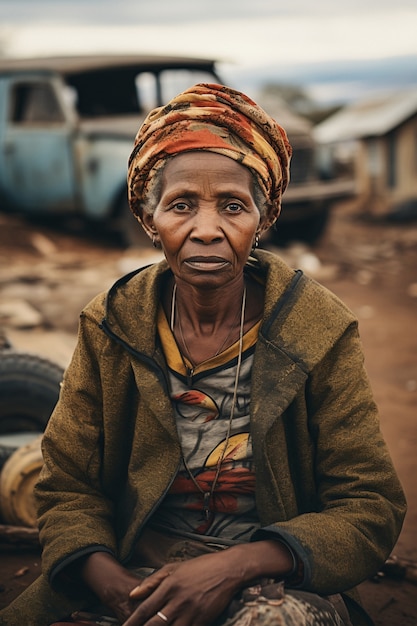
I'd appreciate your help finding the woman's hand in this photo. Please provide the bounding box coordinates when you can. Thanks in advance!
[123,551,239,626]
[78,552,143,623]
[123,540,294,626]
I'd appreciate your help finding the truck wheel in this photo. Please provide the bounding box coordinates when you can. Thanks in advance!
[119,196,153,248]
[297,208,330,244]
[271,208,330,246]
[0,351,63,434]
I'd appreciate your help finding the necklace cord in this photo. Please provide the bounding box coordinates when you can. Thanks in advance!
[170,283,247,519]
[208,284,246,502]
[172,284,244,365]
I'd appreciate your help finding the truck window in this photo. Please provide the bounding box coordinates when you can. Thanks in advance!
[9,82,65,124]
[159,70,219,105]
[67,69,140,118]
[136,69,219,114]
[136,72,158,113]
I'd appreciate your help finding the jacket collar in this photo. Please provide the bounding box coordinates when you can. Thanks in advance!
[99,250,302,360]
[100,259,170,359]
[249,253,309,445]
[99,252,309,432]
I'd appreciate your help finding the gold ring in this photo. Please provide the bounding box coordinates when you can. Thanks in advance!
[157,611,168,622]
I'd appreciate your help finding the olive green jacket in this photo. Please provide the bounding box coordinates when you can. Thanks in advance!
[0,250,406,625]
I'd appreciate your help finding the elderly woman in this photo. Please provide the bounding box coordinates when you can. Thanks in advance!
[0,84,405,626]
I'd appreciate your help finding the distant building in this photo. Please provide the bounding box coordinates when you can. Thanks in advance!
[314,87,417,219]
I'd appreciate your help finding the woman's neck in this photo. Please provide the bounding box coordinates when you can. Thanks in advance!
[165,275,264,366]
[176,277,245,326]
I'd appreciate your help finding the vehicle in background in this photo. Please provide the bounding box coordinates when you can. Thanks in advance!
[0,54,353,246]
[256,91,356,245]
[0,330,63,527]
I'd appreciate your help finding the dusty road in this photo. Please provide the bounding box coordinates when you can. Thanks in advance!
[0,207,416,624]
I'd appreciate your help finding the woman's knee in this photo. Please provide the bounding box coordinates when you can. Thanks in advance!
[224,586,348,626]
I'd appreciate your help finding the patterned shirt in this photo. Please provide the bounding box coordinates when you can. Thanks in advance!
[150,306,261,542]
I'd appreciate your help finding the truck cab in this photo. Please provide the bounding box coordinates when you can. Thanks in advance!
[0,54,352,246]
[0,55,221,245]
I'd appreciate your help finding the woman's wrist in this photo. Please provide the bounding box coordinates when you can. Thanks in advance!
[228,539,296,584]
[79,551,128,596]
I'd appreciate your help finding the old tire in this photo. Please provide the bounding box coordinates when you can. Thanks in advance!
[0,351,63,434]
[0,434,43,527]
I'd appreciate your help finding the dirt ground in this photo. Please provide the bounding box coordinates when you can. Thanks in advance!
[0,206,416,624]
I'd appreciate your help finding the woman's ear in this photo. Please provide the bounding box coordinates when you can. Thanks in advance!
[142,213,161,247]
[259,214,276,235]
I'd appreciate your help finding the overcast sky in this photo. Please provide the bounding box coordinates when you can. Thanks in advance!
[1,0,416,87]
[2,0,417,23]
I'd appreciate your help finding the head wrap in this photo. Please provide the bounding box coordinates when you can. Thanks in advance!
[128,83,292,227]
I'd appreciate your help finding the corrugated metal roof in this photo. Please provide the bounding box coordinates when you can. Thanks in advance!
[314,87,417,144]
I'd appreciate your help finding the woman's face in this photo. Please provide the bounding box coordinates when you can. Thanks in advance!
[143,151,264,290]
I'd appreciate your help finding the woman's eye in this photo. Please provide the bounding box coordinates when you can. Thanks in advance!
[226,202,243,212]
[172,202,189,211]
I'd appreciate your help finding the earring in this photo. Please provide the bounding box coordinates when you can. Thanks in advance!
[252,233,260,250]
[151,234,162,249]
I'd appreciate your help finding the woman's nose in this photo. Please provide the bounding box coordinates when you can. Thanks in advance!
[190,208,224,243]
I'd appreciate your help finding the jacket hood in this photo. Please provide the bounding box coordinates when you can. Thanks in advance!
[86,248,354,377]
[95,250,295,355]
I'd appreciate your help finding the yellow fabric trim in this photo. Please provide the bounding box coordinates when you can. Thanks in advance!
[157,306,260,377]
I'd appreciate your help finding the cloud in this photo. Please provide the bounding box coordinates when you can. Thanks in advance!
[3,10,417,69]
[2,0,417,26]
[1,2,416,103]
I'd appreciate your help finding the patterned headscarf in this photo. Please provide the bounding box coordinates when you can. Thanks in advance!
[127,83,292,227]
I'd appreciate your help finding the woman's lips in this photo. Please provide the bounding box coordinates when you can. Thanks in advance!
[184,256,229,271]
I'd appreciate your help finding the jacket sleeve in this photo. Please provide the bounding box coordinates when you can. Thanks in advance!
[34,307,122,585]
[253,322,407,595]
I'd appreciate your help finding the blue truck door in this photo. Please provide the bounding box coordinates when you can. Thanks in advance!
[2,76,77,212]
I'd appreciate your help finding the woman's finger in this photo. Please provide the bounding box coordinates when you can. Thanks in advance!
[129,568,172,600]
[122,603,173,626]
